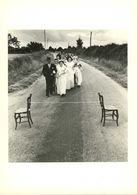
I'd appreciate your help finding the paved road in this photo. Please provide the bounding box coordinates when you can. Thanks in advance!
[8,60,128,162]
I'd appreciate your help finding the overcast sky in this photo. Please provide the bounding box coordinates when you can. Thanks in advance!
[9,30,127,48]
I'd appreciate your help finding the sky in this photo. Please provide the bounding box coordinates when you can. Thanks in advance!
[9,30,127,49]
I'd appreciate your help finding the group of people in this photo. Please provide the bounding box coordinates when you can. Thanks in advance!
[42,53,83,97]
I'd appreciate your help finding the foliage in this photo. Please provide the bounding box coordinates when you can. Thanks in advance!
[83,43,127,69]
[8,51,47,86]
[8,33,20,48]
[76,37,83,49]
[27,42,44,52]
[48,46,56,52]
[8,34,45,54]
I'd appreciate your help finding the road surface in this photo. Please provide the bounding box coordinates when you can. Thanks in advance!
[8,60,128,162]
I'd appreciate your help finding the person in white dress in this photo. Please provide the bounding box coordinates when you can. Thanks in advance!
[57,60,67,96]
[54,58,60,94]
[73,55,78,64]
[73,57,83,87]
[65,56,75,90]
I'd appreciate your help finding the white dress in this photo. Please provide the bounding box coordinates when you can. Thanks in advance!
[57,65,67,95]
[56,64,60,94]
[65,61,74,89]
[74,65,82,86]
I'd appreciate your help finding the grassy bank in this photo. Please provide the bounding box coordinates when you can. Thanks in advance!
[81,56,127,88]
[8,51,53,93]
[78,44,127,88]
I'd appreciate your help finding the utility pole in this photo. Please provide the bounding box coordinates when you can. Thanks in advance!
[90,31,92,47]
[47,38,48,49]
[44,30,47,49]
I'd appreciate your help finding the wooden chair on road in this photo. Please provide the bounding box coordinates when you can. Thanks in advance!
[98,92,119,126]
[14,94,33,129]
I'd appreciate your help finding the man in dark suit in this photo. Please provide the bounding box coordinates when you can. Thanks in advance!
[42,57,57,97]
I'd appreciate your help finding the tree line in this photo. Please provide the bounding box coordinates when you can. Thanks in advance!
[8,33,84,54]
[8,33,45,53]
[8,33,127,66]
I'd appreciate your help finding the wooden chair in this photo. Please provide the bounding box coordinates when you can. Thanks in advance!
[98,92,119,126]
[14,94,33,129]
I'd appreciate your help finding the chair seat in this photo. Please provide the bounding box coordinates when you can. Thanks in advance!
[15,107,27,113]
[105,105,118,110]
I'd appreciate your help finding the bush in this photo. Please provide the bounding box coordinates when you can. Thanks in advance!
[83,43,127,66]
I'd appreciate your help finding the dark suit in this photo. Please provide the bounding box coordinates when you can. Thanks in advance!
[42,63,57,96]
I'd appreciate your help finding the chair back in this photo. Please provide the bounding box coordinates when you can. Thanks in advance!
[98,93,104,109]
[27,94,32,111]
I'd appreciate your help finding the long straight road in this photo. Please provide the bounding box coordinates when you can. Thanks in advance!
[8,60,127,162]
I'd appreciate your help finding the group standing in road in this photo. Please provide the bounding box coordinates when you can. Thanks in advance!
[42,53,83,97]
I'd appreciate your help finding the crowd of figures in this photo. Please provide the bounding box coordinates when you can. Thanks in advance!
[42,53,83,97]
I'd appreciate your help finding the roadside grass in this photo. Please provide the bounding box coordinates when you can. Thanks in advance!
[8,69,42,93]
[8,51,53,93]
[81,56,127,88]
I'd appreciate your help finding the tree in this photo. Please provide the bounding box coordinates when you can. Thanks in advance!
[8,33,20,48]
[76,37,83,49]
[57,47,63,52]
[48,46,55,52]
[27,42,44,52]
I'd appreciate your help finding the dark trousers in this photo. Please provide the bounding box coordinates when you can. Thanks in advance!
[45,76,55,96]
[52,76,56,94]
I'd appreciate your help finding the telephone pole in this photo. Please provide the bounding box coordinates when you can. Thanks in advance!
[44,30,47,49]
[90,31,92,47]
[47,38,48,49]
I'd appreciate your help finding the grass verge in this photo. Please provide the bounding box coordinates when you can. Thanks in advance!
[8,51,53,93]
[8,69,42,93]
[81,56,127,88]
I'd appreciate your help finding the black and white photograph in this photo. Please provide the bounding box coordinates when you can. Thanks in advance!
[1,0,137,194]
[8,30,128,162]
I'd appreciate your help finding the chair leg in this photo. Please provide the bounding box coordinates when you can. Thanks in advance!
[29,112,33,124]
[19,114,21,123]
[103,110,105,127]
[27,113,31,128]
[112,111,114,120]
[101,109,103,123]
[14,113,17,130]
[116,110,119,126]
